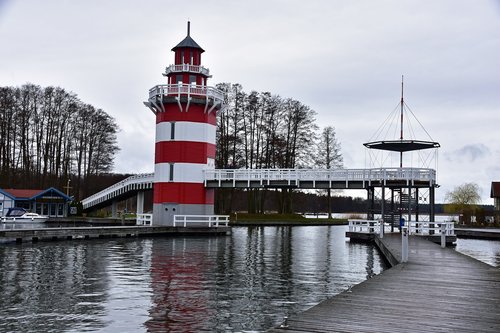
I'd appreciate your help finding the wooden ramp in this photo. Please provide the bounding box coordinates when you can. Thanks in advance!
[268,233,500,333]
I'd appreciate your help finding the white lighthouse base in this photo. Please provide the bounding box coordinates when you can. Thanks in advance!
[152,203,214,226]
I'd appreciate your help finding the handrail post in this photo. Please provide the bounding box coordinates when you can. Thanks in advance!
[402,226,409,262]
[379,219,384,238]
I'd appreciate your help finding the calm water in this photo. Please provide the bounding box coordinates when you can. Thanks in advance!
[0,225,387,332]
[455,238,500,267]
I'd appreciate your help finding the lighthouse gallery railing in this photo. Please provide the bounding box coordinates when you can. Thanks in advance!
[148,83,224,101]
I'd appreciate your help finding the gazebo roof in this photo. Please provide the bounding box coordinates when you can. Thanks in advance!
[363,140,440,153]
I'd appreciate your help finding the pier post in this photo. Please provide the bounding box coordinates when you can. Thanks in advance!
[401,226,409,262]
[380,186,385,238]
[440,223,446,248]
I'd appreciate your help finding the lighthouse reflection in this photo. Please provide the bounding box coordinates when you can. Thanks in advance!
[144,226,388,332]
[145,238,215,332]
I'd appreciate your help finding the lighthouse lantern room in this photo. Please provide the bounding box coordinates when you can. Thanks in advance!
[144,22,225,226]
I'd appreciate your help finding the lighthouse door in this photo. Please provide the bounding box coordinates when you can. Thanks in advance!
[162,203,179,225]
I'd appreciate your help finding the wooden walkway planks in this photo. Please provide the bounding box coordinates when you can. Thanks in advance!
[269,233,500,333]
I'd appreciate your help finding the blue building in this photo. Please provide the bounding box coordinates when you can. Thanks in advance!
[0,187,72,217]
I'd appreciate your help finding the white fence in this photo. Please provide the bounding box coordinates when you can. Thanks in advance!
[173,215,230,227]
[348,219,455,236]
[136,214,153,226]
[205,167,436,187]
[1,222,46,230]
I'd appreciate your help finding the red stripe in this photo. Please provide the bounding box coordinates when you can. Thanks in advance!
[156,104,217,125]
[155,141,215,164]
[153,183,214,204]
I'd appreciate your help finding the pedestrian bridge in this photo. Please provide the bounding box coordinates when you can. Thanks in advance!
[81,167,436,211]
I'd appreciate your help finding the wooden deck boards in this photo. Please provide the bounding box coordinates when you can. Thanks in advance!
[0,225,230,243]
[268,233,500,332]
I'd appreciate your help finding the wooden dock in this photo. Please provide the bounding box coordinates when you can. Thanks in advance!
[0,225,230,243]
[269,233,500,332]
[455,228,500,240]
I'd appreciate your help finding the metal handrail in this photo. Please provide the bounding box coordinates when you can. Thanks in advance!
[407,221,455,236]
[348,219,455,236]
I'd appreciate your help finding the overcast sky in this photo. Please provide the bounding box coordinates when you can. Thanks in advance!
[1,0,499,204]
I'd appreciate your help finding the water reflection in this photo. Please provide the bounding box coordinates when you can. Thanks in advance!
[144,226,388,332]
[0,226,389,332]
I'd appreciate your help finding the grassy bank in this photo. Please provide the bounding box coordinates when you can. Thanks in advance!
[229,213,348,226]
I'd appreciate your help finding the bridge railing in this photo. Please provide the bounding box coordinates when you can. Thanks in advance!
[173,215,230,227]
[205,168,436,185]
[82,173,154,209]
[136,214,153,226]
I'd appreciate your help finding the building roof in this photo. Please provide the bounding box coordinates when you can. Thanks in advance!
[0,187,72,201]
[2,189,43,198]
[491,182,500,198]
[171,21,204,52]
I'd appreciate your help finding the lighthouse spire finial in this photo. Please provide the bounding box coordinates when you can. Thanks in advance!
[187,21,190,36]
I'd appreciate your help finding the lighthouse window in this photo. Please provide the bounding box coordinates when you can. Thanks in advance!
[190,51,193,64]
[176,75,183,84]
[169,164,174,182]
[180,51,184,63]
[190,75,196,85]
[170,122,175,140]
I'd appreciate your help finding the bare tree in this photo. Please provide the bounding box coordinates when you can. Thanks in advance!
[316,126,343,218]
[0,84,119,199]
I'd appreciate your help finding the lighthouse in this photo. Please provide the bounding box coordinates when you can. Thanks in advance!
[144,22,225,225]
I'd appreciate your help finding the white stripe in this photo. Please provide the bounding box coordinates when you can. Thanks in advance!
[156,121,215,144]
[155,163,209,183]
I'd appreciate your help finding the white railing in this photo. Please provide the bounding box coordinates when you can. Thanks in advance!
[407,221,455,236]
[349,219,390,234]
[136,214,153,226]
[205,168,436,187]
[349,219,455,236]
[148,83,225,102]
[164,64,210,76]
[173,215,230,227]
[82,173,154,209]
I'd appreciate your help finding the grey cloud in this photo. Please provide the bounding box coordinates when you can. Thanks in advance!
[446,144,491,163]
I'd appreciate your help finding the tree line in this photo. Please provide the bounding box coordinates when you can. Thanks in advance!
[0,83,120,200]
[0,82,343,212]
[214,83,342,214]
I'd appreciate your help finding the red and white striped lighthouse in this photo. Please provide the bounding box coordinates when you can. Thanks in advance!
[144,22,225,225]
